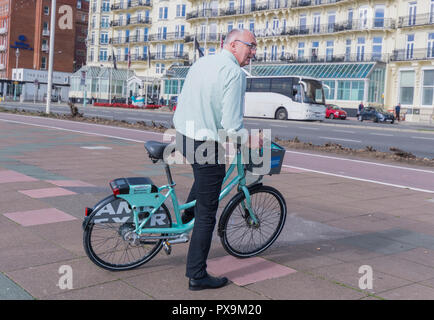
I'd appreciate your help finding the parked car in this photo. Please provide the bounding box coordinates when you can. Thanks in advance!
[359,107,395,124]
[325,104,347,119]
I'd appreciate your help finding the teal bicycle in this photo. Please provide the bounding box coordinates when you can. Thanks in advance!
[82,140,287,271]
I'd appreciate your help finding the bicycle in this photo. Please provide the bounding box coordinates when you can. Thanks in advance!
[82,140,287,271]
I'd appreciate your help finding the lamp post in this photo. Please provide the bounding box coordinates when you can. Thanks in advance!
[13,48,19,101]
[46,0,56,114]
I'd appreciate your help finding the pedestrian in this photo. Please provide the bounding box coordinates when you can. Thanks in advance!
[173,29,257,291]
[395,103,401,121]
[358,101,364,120]
[159,96,165,105]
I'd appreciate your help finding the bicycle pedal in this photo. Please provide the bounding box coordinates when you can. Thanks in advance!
[163,241,172,255]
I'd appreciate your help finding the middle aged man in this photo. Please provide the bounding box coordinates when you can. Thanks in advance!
[172,29,257,291]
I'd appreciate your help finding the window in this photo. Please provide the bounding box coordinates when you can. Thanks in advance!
[100,32,109,44]
[422,70,434,105]
[299,14,307,31]
[372,37,382,61]
[374,5,385,28]
[327,12,336,33]
[44,6,49,15]
[323,80,335,100]
[406,34,414,59]
[102,1,110,12]
[271,45,278,61]
[41,56,47,69]
[357,37,365,61]
[337,81,364,101]
[359,6,368,29]
[427,33,434,58]
[99,48,108,61]
[250,78,271,92]
[298,42,305,60]
[249,20,255,32]
[313,13,320,33]
[347,9,353,26]
[270,78,293,97]
[101,16,109,28]
[159,7,168,20]
[408,2,417,26]
[399,70,415,105]
[227,22,233,32]
[311,41,319,61]
[345,39,351,61]
[326,40,334,61]
[238,21,244,29]
[77,0,82,9]
[431,0,434,23]
[176,4,186,17]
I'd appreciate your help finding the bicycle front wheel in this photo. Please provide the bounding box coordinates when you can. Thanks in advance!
[219,185,286,258]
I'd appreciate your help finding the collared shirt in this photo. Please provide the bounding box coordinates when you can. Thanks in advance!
[173,49,246,142]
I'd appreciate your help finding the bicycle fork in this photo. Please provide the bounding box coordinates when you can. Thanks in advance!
[240,186,259,227]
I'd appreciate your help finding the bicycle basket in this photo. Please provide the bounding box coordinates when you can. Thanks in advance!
[246,141,286,175]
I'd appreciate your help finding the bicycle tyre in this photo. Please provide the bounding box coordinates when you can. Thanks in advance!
[83,202,171,271]
[219,185,286,258]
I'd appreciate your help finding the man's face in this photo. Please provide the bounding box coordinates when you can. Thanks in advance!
[231,32,257,67]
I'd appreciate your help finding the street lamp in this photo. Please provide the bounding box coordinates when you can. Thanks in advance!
[13,48,20,101]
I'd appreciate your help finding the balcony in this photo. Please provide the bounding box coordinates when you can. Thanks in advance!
[111,16,152,27]
[148,32,188,42]
[41,44,49,52]
[111,0,152,11]
[0,27,7,35]
[0,44,6,52]
[390,48,434,62]
[255,18,395,39]
[42,29,50,36]
[398,13,434,28]
[290,0,347,9]
[150,52,189,61]
[186,0,291,20]
[111,35,150,45]
[0,63,5,70]
[184,33,221,43]
[254,52,389,64]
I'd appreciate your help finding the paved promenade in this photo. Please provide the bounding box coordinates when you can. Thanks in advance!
[1,118,434,301]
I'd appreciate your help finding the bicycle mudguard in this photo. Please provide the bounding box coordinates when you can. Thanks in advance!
[82,194,116,230]
[217,182,263,237]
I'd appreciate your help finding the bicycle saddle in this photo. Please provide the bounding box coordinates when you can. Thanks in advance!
[144,141,173,160]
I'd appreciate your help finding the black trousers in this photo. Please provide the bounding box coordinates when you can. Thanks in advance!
[178,133,226,279]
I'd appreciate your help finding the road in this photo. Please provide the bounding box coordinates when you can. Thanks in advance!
[1,102,434,159]
[1,112,433,194]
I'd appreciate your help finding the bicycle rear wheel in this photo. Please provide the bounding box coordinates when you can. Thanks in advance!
[219,185,286,258]
[83,202,171,271]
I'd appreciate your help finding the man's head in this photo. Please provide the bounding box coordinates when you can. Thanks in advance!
[223,29,257,67]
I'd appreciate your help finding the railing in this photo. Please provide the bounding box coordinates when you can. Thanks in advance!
[42,29,50,36]
[148,32,188,42]
[253,52,389,64]
[290,0,345,8]
[111,35,150,44]
[186,0,291,20]
[390,48,434,61]
[255,18,395,38]
[398,13,434,28]
[149,52,189,61]
[111,16,152,27]
[111,0,152,11]
[184,33,221,42]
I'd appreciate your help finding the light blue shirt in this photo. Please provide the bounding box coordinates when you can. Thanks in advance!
[173,49,246,142]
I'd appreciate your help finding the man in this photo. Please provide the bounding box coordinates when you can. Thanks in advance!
[173,29,257,291]
[395,103,401,122]
[358,101,364,121]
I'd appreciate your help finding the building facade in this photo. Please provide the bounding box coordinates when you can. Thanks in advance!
[84,0,433,122]
[0,0,89,101]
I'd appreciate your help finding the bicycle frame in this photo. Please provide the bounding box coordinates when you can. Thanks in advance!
[116,147,262,236]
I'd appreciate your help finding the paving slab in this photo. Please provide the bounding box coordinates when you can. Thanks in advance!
[1,119,433,301]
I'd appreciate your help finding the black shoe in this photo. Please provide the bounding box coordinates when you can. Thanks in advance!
[181,211,194,224]
[188,274,228,291]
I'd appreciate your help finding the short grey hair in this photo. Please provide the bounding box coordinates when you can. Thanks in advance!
[223,29,248,45]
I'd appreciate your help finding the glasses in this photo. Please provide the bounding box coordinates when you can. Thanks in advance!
[234,40,257,50]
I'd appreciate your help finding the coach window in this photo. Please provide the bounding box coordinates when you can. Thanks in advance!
[271,78,292,97]
[251,78,271,92]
